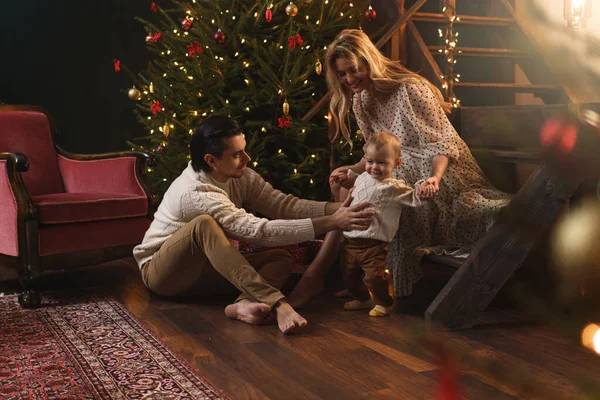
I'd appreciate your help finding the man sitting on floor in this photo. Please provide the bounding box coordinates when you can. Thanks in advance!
[133,116,375,334]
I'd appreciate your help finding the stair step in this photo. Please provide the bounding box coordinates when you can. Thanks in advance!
[413,12,514,26]
[454,83,558,93]
[429,46,527,58]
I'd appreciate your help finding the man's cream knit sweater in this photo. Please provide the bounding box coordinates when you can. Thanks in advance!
[133,162,327,268]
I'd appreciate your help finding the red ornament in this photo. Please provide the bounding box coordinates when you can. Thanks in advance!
[151,100,162,115]
[365,5,377,21]
[278,115,291,129]
[213,29,226,44]
[265,9,273,22]
[287,33,304,49]
[113,60,121,72]
[186,41,204,57]
[150,2,157,12]
[146,32,161,43]
[540,118,578,155]
[181,16,193,31]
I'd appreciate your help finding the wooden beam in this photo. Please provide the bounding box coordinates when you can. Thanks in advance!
[426,163,583,329]
[454,82,558,93]
[406,21,445,87]
[412,12,514,26]
[429,46,528,58]
[302,0,428,122]
[499,0,577,103]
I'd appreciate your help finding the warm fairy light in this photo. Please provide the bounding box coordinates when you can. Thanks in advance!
[211,19,215,23]
[245,107,250,111]
[189,129,193,134]
[278,149,282,153]
[194,111,198,116]
[147,168,153,172]
[310,179,314,184]
[311,154,316,158]
[304,80,308,85]
[264,39,267,43]
[167,50,171,55]
[582,324,600,355]
[226,99,229,104]
[241,38,245,44]
[163,73,167,77]
[294,169,298,174]
[163,178,167,182]
[253,161,258,167]
[301,129,306,133]
[340,12,344,16]
[305,45,310,49]
[244,79,250,85]
[147,116,151,120]
[188,76,194,80]
[186,10,191,14]
[150,129,154,134]
[254,12,258,17]
[349,3,354,6]
[232,16,236,20]
[202,112,207,116]
[198,92,202,97]
[316,20,320,25]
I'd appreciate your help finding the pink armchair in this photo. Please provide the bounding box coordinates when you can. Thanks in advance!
[0,105,158,307]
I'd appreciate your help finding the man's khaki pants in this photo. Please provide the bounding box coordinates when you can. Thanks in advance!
[141,215,294,307]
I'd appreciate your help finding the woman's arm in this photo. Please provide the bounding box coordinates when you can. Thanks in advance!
[417,154,449,199]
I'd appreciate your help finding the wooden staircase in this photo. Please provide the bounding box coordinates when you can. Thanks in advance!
[378,0,571,106]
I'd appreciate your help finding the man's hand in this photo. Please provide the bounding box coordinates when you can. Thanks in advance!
[416,176,440,200]
[331,191,375,231]
[312,189,375,236]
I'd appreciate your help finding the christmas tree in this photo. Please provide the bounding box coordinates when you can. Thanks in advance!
[117,0,375,198]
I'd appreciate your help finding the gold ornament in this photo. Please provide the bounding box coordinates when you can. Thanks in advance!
[163,123,171,138]
[282,99,290,116]
[285,2,298,17]
[315,59,322,75]
[149,82,155,93]
[127,87,141,100]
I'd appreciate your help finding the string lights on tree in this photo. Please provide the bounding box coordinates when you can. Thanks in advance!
[114,0,369,197]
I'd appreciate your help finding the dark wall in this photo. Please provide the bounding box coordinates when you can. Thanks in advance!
[0,0,152,153]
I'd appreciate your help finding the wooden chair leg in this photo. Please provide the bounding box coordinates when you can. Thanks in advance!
[425,163,583,329]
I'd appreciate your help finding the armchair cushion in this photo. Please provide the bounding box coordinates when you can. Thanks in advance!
[32,192,148,225]
[57,155,146,196]
[38,217,150,256]
[0,110,63,196]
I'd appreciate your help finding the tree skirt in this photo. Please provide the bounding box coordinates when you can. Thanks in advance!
[0,292,228,399]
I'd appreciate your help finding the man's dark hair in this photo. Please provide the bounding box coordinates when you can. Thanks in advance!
[190,116,243,172]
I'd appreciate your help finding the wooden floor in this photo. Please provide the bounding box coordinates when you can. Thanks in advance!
[3,257,600,400]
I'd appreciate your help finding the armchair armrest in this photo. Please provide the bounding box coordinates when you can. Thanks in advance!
[56,147,159,211]
[0,152,37,257]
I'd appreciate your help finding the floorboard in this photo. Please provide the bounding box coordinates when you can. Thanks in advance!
[2,257,600,400]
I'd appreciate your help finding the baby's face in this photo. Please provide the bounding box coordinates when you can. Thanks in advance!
[364,144,400,181]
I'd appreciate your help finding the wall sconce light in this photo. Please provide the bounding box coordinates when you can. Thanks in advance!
[564,0,592,28]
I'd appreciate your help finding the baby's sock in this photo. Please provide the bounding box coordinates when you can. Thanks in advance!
[369,305,389,317]
[343,299,373,310]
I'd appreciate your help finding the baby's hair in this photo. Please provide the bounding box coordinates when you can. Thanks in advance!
[363,131,401,158]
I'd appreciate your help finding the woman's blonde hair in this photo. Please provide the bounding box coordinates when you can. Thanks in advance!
[325,29,452,144]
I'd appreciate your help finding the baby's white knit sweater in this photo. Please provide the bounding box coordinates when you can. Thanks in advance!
[133,162,327,268]
[344,171,422,243]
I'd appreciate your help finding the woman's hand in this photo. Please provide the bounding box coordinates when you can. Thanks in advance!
[417,176,440,200]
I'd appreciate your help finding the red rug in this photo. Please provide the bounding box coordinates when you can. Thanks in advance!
[0,292,228,399]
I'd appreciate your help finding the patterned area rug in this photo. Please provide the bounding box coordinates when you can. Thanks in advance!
[0,292,228,399]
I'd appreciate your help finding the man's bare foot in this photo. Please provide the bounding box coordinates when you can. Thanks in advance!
[275,300,308,334]
[287,275,324,309]
[334,288,352,298]
[224,300,271,325]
